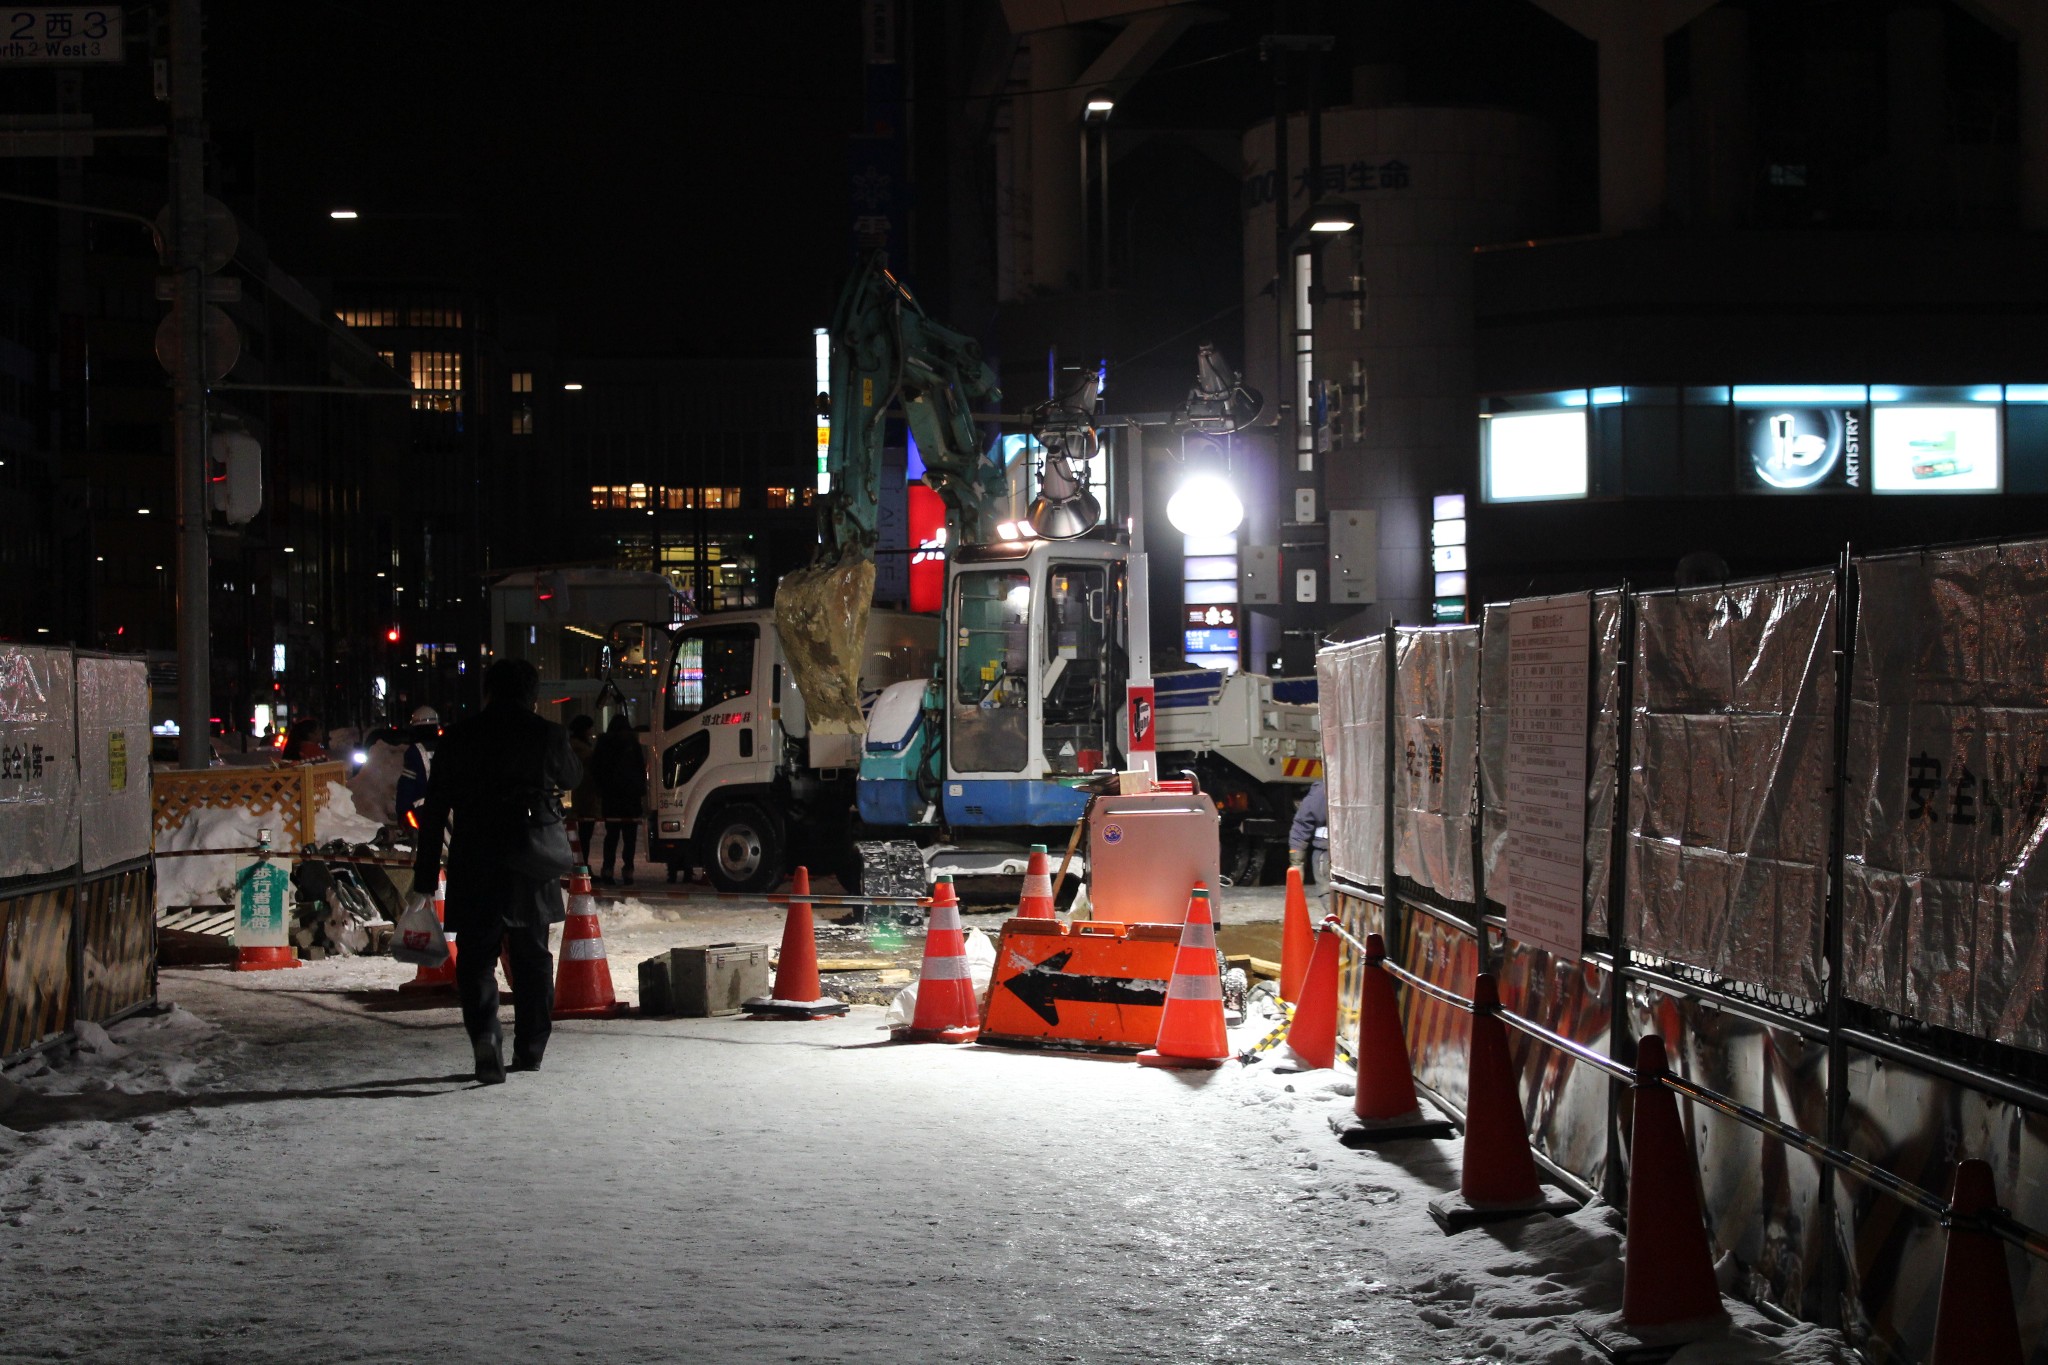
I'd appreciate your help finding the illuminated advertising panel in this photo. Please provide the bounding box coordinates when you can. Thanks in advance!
[1184,628,1240,655]
[1872,405,2001,493]
[1485,411,1587,502]
[1739,405,1864,492]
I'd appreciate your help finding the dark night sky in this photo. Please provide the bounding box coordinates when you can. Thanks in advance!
[208,1,868,355]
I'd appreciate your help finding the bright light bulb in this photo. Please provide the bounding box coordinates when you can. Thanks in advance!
[1166,473,1245,538]
[329,209,359,220]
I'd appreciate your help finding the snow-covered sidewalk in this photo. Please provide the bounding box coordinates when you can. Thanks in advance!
[2,922,1854,1364]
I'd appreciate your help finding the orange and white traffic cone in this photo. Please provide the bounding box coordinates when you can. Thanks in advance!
[398,876,457,992]
[1137,884,1230,1070]
[1620,1035,1726,1328]
[1427,974,1577,1233]
[898,874,979,1043]
[1284,916,1341,1069]
[1279,865,1314,1003]
[552,867,624,1019]
[745,866,850,1019]
[1016,845,1057,920]
[1931,1160,2025,1365]
[1332,931,1456,1145]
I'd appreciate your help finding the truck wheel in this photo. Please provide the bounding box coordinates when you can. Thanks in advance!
[700,802,783,893]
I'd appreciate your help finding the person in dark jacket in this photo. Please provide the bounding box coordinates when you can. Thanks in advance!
[413,658,580,1084]
[567,714,601,863]
[591,713,647,885]
[1288,779,1327,877]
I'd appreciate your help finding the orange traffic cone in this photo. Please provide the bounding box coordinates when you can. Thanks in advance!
[1137,884,1230,1070]
[1284,917,1341,1068]
[1617,1034,1727,1327]
[398,876,457,992]
[899,875,979,1043]
[1931,1160,2024,1365]
[1016,845,1057,920]
[1279,866,1314,1003]
[552,867,624,1019]
[745,867,850,1019]
[1333,931,1457,1145]
[1428,974,1576,1233]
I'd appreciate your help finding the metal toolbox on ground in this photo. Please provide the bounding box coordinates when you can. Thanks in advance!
[667,942,770,1016]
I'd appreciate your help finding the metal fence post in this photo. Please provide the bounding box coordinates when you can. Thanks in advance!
[1603,587,1636,1208]
[1381,623,1401,952]
[1819,544,1857,1329]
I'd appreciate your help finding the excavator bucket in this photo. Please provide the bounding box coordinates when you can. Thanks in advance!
[774,556,875,736]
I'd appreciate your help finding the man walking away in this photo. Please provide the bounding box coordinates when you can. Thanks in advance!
[413,659,580,1084]
[592,714,648,886]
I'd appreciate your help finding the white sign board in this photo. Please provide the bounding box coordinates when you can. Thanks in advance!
[0,7,122,63]
[1503,595,1590,958]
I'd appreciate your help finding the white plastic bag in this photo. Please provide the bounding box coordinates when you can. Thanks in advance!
[391,892,449,967]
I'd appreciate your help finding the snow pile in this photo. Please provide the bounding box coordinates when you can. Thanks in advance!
[314,778,384,845]
[155,803,276,911]
[883,927,996,1026]
[3,1005,217,1100]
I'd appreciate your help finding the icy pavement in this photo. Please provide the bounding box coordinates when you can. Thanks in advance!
[0,895,1855,1364]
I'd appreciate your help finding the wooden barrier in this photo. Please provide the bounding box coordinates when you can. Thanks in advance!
[151,761,347,852]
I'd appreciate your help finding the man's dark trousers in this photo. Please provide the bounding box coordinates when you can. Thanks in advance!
[455,918,554,1065]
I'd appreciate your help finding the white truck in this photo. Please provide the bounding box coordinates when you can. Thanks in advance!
[645,607,937,891]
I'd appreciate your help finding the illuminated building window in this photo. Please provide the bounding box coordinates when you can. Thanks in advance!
[376,350,396,369]
[627,483,651,510]
[590,485,634,510]
[409,352,463,413]
[765,486,793,509]
[511,372,532,394]
[511,407,533,436]
[337,308,398,329]
[407,306,463,328]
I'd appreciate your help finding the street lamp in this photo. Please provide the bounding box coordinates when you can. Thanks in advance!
[1166,434,1245,539]
[328,208,359,220]
[1305,200,1359,233]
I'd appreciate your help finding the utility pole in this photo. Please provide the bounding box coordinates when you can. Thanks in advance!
[170,0,209,768]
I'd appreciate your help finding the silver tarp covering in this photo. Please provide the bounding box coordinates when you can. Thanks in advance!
[0,646,78,879]
[75,657,150,873]
[1844,542,2048,1049]
[1479,593,1625,929]
[1394,626,1479,903]
[1316,636,1385,888]
[1625,574,1836,1002]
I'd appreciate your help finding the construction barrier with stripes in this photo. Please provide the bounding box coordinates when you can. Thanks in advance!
[1,647,156,1061]
[1318,534,2048,1365]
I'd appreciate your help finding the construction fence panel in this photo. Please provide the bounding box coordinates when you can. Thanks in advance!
[0,645,79,881]
[1316,637,1385,890]
[75,656,151,873]
[1625,574,1837,1005]
[1498,941,1613,1193]
[0,882,74,1057]
[1843,540,2048,1053]
[1478,592,1626,931]
[1393,626,1479,905]
[79,865,153,1023]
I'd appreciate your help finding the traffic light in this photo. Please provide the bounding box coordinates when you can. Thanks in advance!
[207,430,263,525]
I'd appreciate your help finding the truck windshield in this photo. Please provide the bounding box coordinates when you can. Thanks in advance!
[950,569,1030,773]
[667,625,756,729]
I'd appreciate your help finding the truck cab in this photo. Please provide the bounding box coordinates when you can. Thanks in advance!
[650,608,936,890]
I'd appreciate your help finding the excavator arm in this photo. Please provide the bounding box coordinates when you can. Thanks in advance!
[775,251,1005,737]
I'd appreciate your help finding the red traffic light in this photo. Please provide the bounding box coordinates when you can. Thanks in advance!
[385,626,401,643]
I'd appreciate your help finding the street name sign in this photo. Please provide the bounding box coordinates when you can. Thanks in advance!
[0,7,122,64]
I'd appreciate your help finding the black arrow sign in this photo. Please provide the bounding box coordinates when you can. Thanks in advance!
[1000,950,1169,1027]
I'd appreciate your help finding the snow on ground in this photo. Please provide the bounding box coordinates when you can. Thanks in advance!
[0,885,1855,1364]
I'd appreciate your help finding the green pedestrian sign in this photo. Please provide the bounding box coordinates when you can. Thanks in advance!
[237,857,293,949]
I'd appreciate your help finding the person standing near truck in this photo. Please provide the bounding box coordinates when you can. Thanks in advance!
[591,714,648,886]
[1288,779,1327,881]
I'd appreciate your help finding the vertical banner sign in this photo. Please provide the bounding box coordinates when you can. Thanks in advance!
[237,857,293,950]
[1504,595,1591,957]
[1127,685,1156,765]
